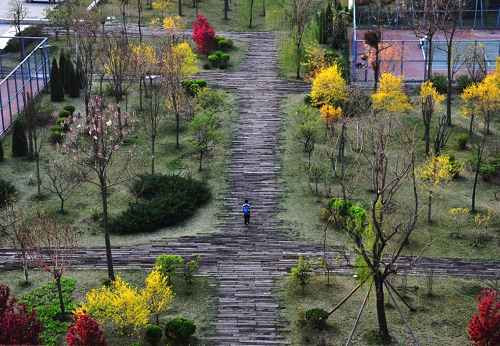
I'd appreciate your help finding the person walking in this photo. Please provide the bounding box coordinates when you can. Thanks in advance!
[243,199,251,226]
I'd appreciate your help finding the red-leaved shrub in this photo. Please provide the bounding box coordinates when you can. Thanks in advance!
[66,311,107,346]
[192,14,216,55]
[0,285,43,345]
[468,288,500,346]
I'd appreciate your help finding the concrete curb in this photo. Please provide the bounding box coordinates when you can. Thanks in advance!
[0,18,48,25]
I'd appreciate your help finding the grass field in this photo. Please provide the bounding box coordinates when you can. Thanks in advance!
[3,269,216,345]
[0,79,237,247]
[278,91,500,260]
[280,274,484,345]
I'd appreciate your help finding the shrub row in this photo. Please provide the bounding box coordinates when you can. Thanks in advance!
[215,35,234,51]
[110,174,211,234]
[182,78,207,96]
[3,26,45,54]
[207,51,230,69]
[49,105,75,143]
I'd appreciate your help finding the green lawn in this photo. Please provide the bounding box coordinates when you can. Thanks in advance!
[280,274,483,345]
[3,269,216,345]
[278,92,500,260]
[0,82,237,247]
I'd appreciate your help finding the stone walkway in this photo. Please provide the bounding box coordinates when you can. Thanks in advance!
[1,32,500,345]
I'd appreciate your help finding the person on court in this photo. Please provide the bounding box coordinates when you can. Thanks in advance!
[243,200,251,225]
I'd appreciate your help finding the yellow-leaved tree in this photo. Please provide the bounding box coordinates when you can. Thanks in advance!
[310,64,346,108]
[420,81,445,155]
[77,276,149,336]
[142,267,174,325]
[449,207,469,238]
[319,104,342,129]
[372,73,412,114]
[416,154,457,223]
[461,74,500,136]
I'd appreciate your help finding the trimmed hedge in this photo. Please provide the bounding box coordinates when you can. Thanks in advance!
[145,325,163,346]
[110,174,211,234]
[3,26,45,54]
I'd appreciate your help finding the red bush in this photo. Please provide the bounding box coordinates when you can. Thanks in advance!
[192,14,216,55]
[0,285,43,345]
[66,312,107,346]
[468,288,500,346]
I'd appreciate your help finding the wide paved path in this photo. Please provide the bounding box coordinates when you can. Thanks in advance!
[1,32,500,345]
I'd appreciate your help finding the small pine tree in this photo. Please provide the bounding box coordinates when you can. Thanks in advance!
[67,61,80,98]
[12,120,28,157]
[64,58,71,93]
[0,139,4,162]
[50,58,64,102]
[76,58,84,90]
[59,50,67,90]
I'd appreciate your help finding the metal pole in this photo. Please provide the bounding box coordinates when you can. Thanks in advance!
[384,281,421,346]
[346,281,373,346]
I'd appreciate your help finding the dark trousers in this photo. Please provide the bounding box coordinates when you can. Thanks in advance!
[244,213,250,225]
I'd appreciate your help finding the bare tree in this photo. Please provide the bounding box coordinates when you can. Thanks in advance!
[61,96,138,281]
[42,160,81,214]
[24,214,80,318]
[435,0,467,125]
[414,0,439,81]
[289,0,313,79]
[8,0,26,36]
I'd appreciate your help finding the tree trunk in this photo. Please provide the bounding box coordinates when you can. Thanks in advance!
[60,198,65,214]
[199,152,203,171]
[224,0,229,19]
[446,41,453,126]
[248,0,254,28]
[374,275,391,343]
[176,112,180,149]
[469,113,475,137]
[22,249,29,283]
[472,161,480,213]
[56,276,66,318]
[100,183,115,281]
[427,193,432,223]
[151,135,156,175]
[178,0,182,16]
[36,154,41,200]
[262,0,265,16]
[296,43,301,79]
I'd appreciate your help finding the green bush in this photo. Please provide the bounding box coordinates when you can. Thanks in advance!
[486,157,500,170]
[56,117,69,131]
[0,139,4,162]
[145,325,163,346]
[164,318,196,343]
[304,308,329,329]
[216,35,233,50]
[479,166,495,181]
[58,110,71,119]
[332,199,352,217]
[22,278,77,346]
[12,120,28,157]
[202,62,211,70]
[457,134,468,150]
[207,54,219,68]
[3,26,44,53]
[63,105,75,115]
[0,178,16,209]
[456,74,473,91]
[430,73,448,94]
[448,155,462,178]
[49,125,63,144]
[195,79,207,88]
[109,174,211,234]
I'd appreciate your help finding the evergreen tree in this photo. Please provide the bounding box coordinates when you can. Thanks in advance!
[50,58,64,102]
[0,139,4,162]
[67,61,80,98]
[64,58,71,93]
[12,120,28,157]
[76,58,84,90]
[59,50,67,91]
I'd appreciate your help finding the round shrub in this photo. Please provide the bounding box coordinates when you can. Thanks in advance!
[144,325,163,346]
[217,39,230,50]
[195,79,207,88]
[12,120,28,157]
[164,318,196,343]
[202,62,211,70]
[304,308,329,329]
[63,105,76,115]
[208,54,219,68]
[49,125,63,144]
[58,110,71,119]
[456,74,473,91]
[479,166,495,181]
[0,178,16,209]
[430,73,447,94]
[218,53,230,69]
[109,174,211,234]
[456,134,468,150]
[332,199,352,217]
[56,117,69,131]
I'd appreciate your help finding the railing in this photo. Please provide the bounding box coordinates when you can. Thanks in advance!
[0,37,50,136]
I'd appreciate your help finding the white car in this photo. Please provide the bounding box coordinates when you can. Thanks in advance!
[26,0,61,3]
